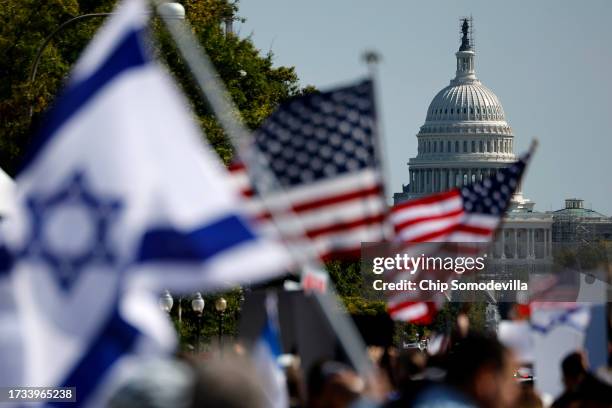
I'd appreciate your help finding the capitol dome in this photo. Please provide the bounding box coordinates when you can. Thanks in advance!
[395,18,518,203]
[425,83,507,125]
[420,80,513,136]
[394,19,554,272]
[418,21,512,136]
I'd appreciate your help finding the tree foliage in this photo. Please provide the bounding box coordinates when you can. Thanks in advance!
[0,0,303,173]
[554,241,610,272]
[153,0,303,162]
[0,0,110,173]
[167,289,244,352]
[326,260,387,315]
[0,0,305,342]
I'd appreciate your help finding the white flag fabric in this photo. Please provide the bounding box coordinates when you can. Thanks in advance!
[0,172,21,388]
[498,320,534,365]
[0,265,23,388]
[0,0,290,404]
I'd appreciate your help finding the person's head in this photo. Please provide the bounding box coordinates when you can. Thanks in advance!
[108,358,193,408]
[561,351,588,391]
[446,333,519,408]
[516,382,543,408]
[307,360,364,408]
[392,349,427,388]
[190,355,267,408]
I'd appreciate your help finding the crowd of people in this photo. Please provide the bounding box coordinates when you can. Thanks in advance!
[107,328,612,408]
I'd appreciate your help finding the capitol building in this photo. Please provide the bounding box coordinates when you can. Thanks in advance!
[394,19,553,266]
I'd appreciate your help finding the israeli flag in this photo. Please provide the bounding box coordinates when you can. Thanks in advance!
[531,303,592,398]
[0,0,290,404]
[252,293,289,408]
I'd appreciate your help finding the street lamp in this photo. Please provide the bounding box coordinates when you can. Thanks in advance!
[156,2,186,20]
[215,297,227,351]
[159,289,173,313]
[191,292,205,353]
[28,2,185,118]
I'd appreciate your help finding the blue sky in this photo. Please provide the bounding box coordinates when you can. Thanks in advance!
[237,0,612,214]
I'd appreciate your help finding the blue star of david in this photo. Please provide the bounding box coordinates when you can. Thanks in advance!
[22,171,122,291]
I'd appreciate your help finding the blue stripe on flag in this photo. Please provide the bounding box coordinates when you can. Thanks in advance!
[137,214,256,262]
[530,307,588,334]
[19,28,149,174]
[262,319,282,358]
[50,305,140,407]
[0,245,13,276]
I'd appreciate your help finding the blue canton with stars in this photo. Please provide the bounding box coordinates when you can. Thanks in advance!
[253,80,377,188]
[460,153,529,216]
[22,171,122,291]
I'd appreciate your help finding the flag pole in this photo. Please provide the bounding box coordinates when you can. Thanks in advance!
[362,50,394,242]
[528,138,539,157]
[151,0,374,378]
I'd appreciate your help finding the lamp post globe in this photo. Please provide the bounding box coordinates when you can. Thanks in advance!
[192,292,205,354]
[159,290,173,313]
[215,297,227,313]
[215,297,227,353]
[156,2,186,20]
[191,292,205,315]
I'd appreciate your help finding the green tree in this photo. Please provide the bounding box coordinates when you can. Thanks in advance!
[554,241,609,272]
[153,0,304,162]
[0,0,112,173]
[0,0,303,172]
[168,289,244,351]
[326,260,387,315]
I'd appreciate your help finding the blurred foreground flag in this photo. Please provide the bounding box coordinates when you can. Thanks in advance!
[0,0,289,402]
[230,80,387,260]
[251,293,289,408]
[386,146,534,323]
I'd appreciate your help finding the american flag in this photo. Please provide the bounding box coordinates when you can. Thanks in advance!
[229,80,387,260]
[387,147,534,323]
